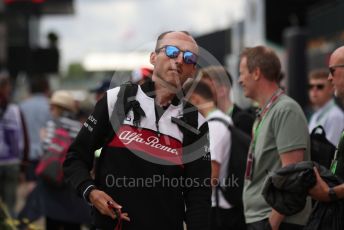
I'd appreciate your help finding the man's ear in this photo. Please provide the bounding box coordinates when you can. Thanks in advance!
[150,52,156,66]
[253,68,261,81]
[218,86,228,98]
[188,93,201,107]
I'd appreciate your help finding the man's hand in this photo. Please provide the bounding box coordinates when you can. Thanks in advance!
[308,167,330,202]
[89,189,130,221]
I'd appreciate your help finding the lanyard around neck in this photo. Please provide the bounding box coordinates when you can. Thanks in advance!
[251,89,284,152]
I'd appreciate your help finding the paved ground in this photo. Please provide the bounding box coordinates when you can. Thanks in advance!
[15,182,90,230]
[15,182,45,230]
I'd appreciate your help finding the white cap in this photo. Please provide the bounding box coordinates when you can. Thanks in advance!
[50,90,76,112]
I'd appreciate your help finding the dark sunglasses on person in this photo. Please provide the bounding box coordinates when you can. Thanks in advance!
[308,83,325,90]
[156,45,198,65]
[329,64,344,76]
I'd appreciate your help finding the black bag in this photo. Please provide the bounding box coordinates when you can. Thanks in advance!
[304,163,344,230]
[310,125,336,169]
[305,200,344,230]
[208,117,251,207]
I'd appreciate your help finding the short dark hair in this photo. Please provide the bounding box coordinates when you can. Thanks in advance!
[240,46,281,82]
[183,79,213,101]
[308,69,329,81]
[198,65,233,87]
[155,30,192,50]
[29,74,50,93]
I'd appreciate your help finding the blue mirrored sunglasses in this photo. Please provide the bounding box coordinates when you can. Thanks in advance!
[156,45,198,65]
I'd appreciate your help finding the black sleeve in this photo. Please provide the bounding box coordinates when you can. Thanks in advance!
[183,122,211,230]
[63,94,113,197]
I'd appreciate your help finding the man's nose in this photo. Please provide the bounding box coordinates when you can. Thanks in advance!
[238,76,242,84]
[175,52,183,64]
[328,73,333,82]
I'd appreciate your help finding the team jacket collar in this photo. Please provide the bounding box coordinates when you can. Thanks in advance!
[140,78,184,106]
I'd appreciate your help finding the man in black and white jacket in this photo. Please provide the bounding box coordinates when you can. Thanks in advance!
[63,31,211,230]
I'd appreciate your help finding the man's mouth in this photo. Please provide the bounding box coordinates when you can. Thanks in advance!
[169,68,181,74]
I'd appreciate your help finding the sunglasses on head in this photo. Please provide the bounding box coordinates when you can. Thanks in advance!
[329,64,344,76]
[156,45,198,65]
[308,83,325,90]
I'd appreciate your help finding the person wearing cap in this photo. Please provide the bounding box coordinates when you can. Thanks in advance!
[38,90,91,230]
[90,79,111,102]
[49,90,76,115]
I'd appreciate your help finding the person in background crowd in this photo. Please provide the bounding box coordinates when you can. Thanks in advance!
[90,79,111,102]
[198,65,254,135]
[239,46,311,230]
[40,90,91,230]
[76,100,94,124]
[0,71,26,215]
[184,79,246,230]
[308,68,344,146]
[20,75,51,190]
[131,66,153,85]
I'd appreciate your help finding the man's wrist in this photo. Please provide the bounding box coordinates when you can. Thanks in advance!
[83,185,97,204]
[335,184,344,200]
[328,187,339,201]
